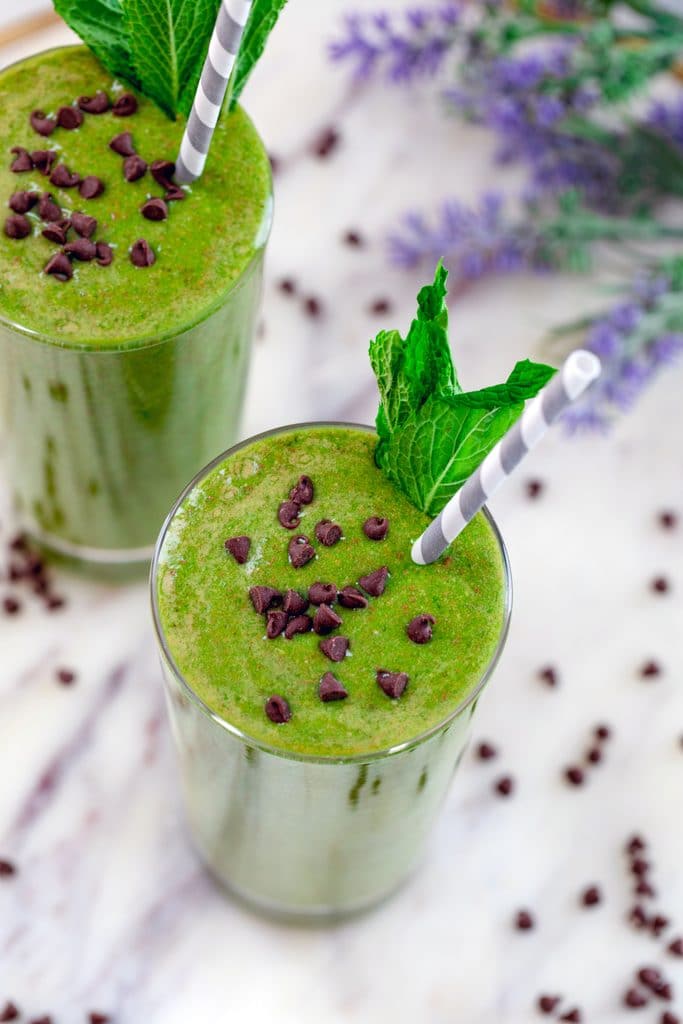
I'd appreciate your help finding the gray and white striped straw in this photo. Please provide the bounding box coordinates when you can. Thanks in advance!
[175,0,253,184]
[411,349,601,566]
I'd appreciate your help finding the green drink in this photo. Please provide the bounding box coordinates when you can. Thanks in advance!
[0,46,272,567]
[152,424,510,918]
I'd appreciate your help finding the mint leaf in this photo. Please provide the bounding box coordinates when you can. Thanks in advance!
[53,0,139,85]
[371,265,555,516]
[230,0,289,108]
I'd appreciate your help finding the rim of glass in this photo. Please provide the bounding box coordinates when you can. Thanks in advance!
[150,422,513,765]
[0,44,273,353]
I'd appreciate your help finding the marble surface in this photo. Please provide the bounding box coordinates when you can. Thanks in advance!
[1,5,682,1022]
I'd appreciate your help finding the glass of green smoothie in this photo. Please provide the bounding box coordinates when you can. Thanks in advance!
[151,422,512,920]
[0,46,272,570]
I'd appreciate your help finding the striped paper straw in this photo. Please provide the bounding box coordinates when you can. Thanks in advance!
[175,0,253,184]
[411,349,601,566]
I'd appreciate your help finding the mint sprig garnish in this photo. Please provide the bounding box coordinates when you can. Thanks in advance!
[53,0,287,119]
[370,262,556,517]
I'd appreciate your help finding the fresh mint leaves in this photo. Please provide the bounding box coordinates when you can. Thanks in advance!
[370,263,555,516]
[53,0,287,119]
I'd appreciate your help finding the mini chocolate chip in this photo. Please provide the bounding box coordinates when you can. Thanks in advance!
[225,536,250,564]
[42,223,68,245]
[79,176,105,199]
[44,252,73,281]
[662,1013,680,1024]
[313,126,340,158]
[64,238,97,261]
[304,296,323,318]
[654,984,673,1003]
[627,835,646,854]
[10,146,33,172]
[78,91,110,114]
[359,566,388,597]
[0,1003,19,1021]
[538,665,558,686]
[319,672,348,702]
[130,238,155,267]
[631,858,650,876]
[31,150,56,175]
[141,197,168,221]
[624,988,648,1008]
[50,164,80,188]
[363,516,389,540]
[377,669,409,699]
[313,603,342,635]
[30,110,56,136]
[525,478,544,499]
[71,211,97,238]
[635,880,655,898]
[651,576,670,594]
[164,184,185,201]
[515,909,534,930]
[290,475,314,505]
[278,500,301,529]
[282,589,309,615]
[284,614,313,639]
[38,192,61,222]
[56,668,76,685]
[279,277,296,294]
[4,214,31,239]
[9,190,38,213]
[320,635,349,662]
[586,747,602,765]
[343,229,364,247]
[407,613,435,645]
[95,241,113,266]
[150,159,175,186]
[369,298,392,315]
[122,154,147,182]
[308,582,336,606]
[57,105,84,130]
[113,93,138,116]
[565,765,584,786]
[266,610,288,639]
[560,1010,582,1023]
[110,131,136,156]
[494,775,515,797]
[0,859,17,876]
[288,535,315,568]
[249,586,281,614]
[315,519,342,546]
[651,914,670,936]
[88,1014,111,1024]
[3,597,21,615]
[595,723,611,740]
[659,510,678,530]
[538,995,560,1015]
[630,905,648,929]
[640,659,662,679]
[668,937,683,957]
[265,695,291,724]
[581,884,601,906]
[476,741,498,760]
[338,586,368,610]
[28,1016,53,1024]
[638,967,662,990]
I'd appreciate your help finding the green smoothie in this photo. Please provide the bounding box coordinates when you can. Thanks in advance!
[0,46,271,562]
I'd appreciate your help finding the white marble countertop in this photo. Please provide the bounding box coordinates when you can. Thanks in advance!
[1,5,682,1023]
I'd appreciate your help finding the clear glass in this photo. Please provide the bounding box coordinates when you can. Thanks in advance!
[150,424,512,921]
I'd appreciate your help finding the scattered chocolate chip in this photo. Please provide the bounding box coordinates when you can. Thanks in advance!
[627,835,646,854]
[369,298,392,315]
[624,988,648,1008]
[595,723,611,741]
[661,1013,680,1024]
[95,242,113,266]
[31,150,56,175]
[249,586,281,614]
[315,519,342,546]
[359,566,388,597]
[56,668,76,685]
[3,597,21,615]
[0,1003,19,1022]
[282,589,309,616]
[537,995,560,1015]
[538,665,558,687]
[363,516,389,540]
[288,535,315,568]
[64,238,97,261]
[10,145,33,172]
[0,859,17,876]
[277,500,301,529]
[668,938,683,957]
[284,614,312,639]
[640,659,662,679]
[581,884,601,907]
[658,510,677,530]
[630,905,648,929]
[265,695,291,724]
[4,214,31,239]
[407,613,435,645]
[290,475,314,505]
[343,229,364,247]
[110,131,136,156]
[79,176,105,199]
[122,154,147,182]
[70,211,97,238]
[338,585,368,609]
[28,1017,53,1024]
[476,741,498,760]
[651,576,670,594]
[79,91,110,114]
[308,582,336,606]
[631,858,650,876]
[320,636,349,662]
[141,197,168,221]
[130,238,155,267]
[651,914,670,937]
[113,93,138,116]
[637,967,662,990]
[266,609,288,639]
[57,105,84,130]
[564,765,585,786]
[50,163,80,188]
[635,880,655,898]
[30,109,56,136]
[278,277,296,295]
[225,536,250,564]
[37,192,61,222]
[303,296,323,318]
[377,669,409,699]
[164,184,185,201]
[313,603,342,635]
[586,746,602,765]
[9,190,38,213]
[494,775,515,797]
[560,1010,582,1023]
[313,126,340,158]
[150,159,175,187]
[515,909,534,931]
[319,671,348,702]
[525,478,544,499]
[88,1015,111,1024]
[44,252,73,281]
[42,222,68,245]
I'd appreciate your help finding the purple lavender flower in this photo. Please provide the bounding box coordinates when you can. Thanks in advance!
[646,98,683,152]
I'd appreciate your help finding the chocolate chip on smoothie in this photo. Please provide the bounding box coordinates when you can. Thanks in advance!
[57,105,84,130]
[377,669,409,699]
[78,91,110,114]
[130,238,155,267]
[359,566,388,597]
[9,190,38,213]
[164,184,185,202]
[537,996,560,1014]
[110,131,136,156]
[515,909,534,931]
[64,238,97,261]
[313,603,342,635]
[141,197,168,222]
[319,672,348,702]
[338,585,368,609]
[288,535,315,568]
[38,192,61,222]
[363,516,389,540]
[0,1002,20,1021]
[30,110,56,136]
[30,150,56,175]
[10,146,33,172]
[284,614,313,639]
[112,93,138,117]
[123,154,147,182]
[42,223,69,245]
[4,214,31,239]
[282,589,309,615]
[266,610,288,639]
[225,535,250,564]
[50,164,81,188]
[407,613,435,644]
[290,475,314,505]
[79,176,105,199]
[95,241,113,266]
[150,159,176,187]
[71,211,97,238]
[249,586,281,614]
[265,695,291,724]
[278,500,301,529]
[315,519,342,546]
[44,252,73,281]
[320,635,349,662]
[308,582,336,606]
